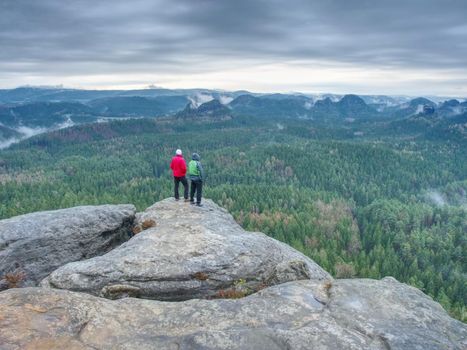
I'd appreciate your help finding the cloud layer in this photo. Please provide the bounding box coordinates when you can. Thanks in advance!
[1,0,466,95]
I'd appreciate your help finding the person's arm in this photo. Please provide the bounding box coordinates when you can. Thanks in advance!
[170,159,174,170]
[181,159,187,174]
[197,162,205,181]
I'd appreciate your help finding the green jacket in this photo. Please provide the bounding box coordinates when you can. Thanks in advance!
[188,160,205,181]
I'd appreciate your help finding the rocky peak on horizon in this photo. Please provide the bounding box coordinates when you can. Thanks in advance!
[176,99,232,120]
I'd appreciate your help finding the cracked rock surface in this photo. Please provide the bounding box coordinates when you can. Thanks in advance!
[1,198,465,349]
[1,278,465,350]
[0,205,135,289]
[41,199,331,300]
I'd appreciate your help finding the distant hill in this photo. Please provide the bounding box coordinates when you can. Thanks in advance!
[359,95,406,108]
[0,87,244,104]
[88,95,189,117]
[336,94,376,118]
[228,94,312,118]
[0,87,465,138]
[409,97,437,110]
[0,101,95,128]
[307,94,376,120]
[0,87,119,103]
[385,108,467,141]
[175,99,232,120]
[437,99,467,117]
[381,97,437,119]
[311,97,339,118]
[0,95,189,129]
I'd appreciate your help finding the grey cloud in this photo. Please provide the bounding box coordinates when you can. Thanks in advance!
[0,0,466,90]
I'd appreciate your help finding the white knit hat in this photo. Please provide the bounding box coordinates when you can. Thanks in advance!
[175,149,182,155]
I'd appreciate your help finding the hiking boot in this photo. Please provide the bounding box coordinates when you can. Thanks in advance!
[196,203,203,207]
[184,199,190,202]
[190,201,196,205]
[175,198,180,201]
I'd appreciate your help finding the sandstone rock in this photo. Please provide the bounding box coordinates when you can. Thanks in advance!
[0,205,136,288]
[1,278,465,349]
[325,277,466,350]
[41,199,331,300]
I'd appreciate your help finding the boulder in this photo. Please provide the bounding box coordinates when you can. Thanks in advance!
[41,199,330,300]
[0,205,136,288]
[325,277,466,349]
[0,278,465,349]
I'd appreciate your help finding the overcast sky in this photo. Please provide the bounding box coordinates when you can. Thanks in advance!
[1,0,466,96]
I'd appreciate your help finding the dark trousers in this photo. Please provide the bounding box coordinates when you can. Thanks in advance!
[190,180,203,204]
[174,176,188,199]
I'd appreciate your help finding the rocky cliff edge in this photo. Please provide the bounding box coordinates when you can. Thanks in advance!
[0,198,465,349]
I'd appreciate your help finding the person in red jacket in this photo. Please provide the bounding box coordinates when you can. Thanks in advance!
[170,149,189,201]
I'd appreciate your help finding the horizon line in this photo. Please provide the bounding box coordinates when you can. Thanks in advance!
[1,84,466,100]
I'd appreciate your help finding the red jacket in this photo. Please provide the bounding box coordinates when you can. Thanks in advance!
[170,155,187,177]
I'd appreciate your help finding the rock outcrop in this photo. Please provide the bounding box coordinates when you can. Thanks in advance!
[1,278,465,349]
[41,199,330,300]
[0,198,466,349]
[0,205,135,289]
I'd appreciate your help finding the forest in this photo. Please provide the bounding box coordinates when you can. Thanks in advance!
[0,115,465,321]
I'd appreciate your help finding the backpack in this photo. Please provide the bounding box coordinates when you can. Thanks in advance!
[188,160,200,176]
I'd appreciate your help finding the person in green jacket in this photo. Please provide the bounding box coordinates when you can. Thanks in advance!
[188,153,205,206]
